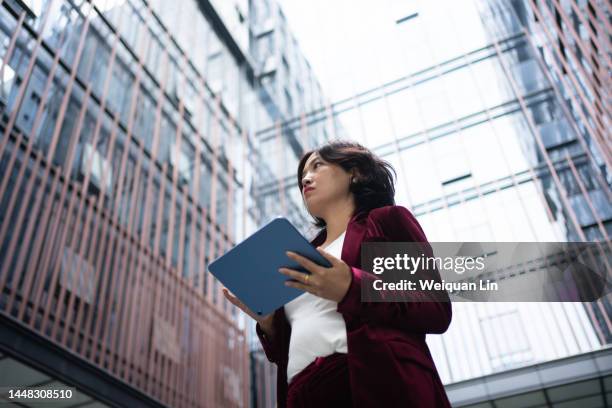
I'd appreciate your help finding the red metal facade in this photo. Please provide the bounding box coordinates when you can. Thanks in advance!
[0,0,249,406]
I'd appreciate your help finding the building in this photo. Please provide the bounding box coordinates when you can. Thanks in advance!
[0,0,328,407]
[252,0,611,406]
[480,0,611,348]
[0,0,609,406]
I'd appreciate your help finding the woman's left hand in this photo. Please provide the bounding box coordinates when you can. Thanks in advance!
[279,247,352,303]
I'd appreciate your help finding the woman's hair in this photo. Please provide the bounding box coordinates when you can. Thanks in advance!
[297,140,397,228]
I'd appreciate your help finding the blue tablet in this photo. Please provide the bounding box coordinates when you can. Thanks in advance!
[207,217,332,316]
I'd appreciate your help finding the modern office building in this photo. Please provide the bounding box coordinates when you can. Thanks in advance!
[0,0,609,407]
[480,0,611,349]
[0,0,328,407]
[251,0,611,406]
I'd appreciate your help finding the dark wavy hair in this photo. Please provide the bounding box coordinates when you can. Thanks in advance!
[297,140,397,228]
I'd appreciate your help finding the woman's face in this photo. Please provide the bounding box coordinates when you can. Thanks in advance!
[300,153,353,217]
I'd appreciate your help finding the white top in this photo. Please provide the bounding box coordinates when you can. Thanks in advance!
[284,230,348,383]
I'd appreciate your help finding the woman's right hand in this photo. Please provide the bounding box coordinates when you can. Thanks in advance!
[222,288,275,337]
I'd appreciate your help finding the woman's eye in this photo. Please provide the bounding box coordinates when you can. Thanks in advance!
[314,162,321,168]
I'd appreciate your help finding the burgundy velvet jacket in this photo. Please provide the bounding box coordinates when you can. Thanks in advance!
[256,205,453,407]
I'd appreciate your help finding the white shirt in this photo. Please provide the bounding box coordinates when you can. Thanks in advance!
[284,230,348,383]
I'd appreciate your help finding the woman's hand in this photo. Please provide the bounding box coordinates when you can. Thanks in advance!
[279,247,352,303]
[222,288,275,336]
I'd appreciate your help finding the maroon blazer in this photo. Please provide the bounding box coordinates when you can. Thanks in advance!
[256,205,453,407]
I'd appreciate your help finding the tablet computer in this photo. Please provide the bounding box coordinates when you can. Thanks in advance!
[207,217,331,316]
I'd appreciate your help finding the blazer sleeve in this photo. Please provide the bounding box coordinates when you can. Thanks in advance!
[337,205,452,334]
[255,307,291,363]
[255,308,291,407]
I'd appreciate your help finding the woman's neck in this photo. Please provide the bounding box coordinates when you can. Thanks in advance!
[322,200,355,246]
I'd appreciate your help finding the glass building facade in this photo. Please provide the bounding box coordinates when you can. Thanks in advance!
[0,0,328,406]
[0,0,609,407]
[253,0,611,406]
[480,0,611,348]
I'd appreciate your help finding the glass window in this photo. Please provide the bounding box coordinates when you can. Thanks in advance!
[225,62,240,117]
[198,160,212,209]
[109,128,126,201]
[447,0,489,52]
[158,111,177,164]
[88,39,111,97]
[3,32,35,114]
[183,79,198,121]
[359,97,395,147]
[461,121,511,185]
[414,78,452,129]
[133,164,148,233]
[426,23,461,63]
[206,47,226,95]
[469,58,513,109]
[122,3,142,51]
[59,9,88,69]
[398,143,443,205]
[158,1,181,38]
[43,0,81,52]
[192,19,209,75]
[490,114,531,174]
[480,309,532,370]
[166,56,180,102]
[68,101,98,175]
[425,207,458,241]
[20,0,47,19]
[171,200,182,269]
[511,58,547,95]
[177,0,197,53]
[88,122,113,193]
[0,6,17,62]
[335,107,366,144]
[77,29,97,82]
[430,132,471,187]
[119,69,134,125]
[107,59,131,117]
[395,15,434,73]
[443,66,484,119]
[145,36,162,77]
[133,86,155,151]
[170,140,190,187]
[52,97,81,168]
[158,191,171,257]
[189,216,201,282]
[216,176,228,231]
[386,87,426,138]
[96,0,124,28]
[35,69,66,150]
[81,137,113,194]
[15,64,46,135]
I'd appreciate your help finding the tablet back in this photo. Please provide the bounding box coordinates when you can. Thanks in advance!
[207,217,331,316]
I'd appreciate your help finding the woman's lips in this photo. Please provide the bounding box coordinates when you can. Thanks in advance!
[304,188,315,195]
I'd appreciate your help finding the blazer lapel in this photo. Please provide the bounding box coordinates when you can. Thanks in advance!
[310,210,369,269]
[341,211,368,269]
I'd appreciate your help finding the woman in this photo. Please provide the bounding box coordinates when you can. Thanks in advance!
[223,140,452,407]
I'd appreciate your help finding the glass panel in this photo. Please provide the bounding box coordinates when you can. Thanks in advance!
[414,78,452,130]
[157,111,176,164]
[398,143,443,205]
[386,87,426,138]
[443,66,484,119]
[359,97,395,147]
